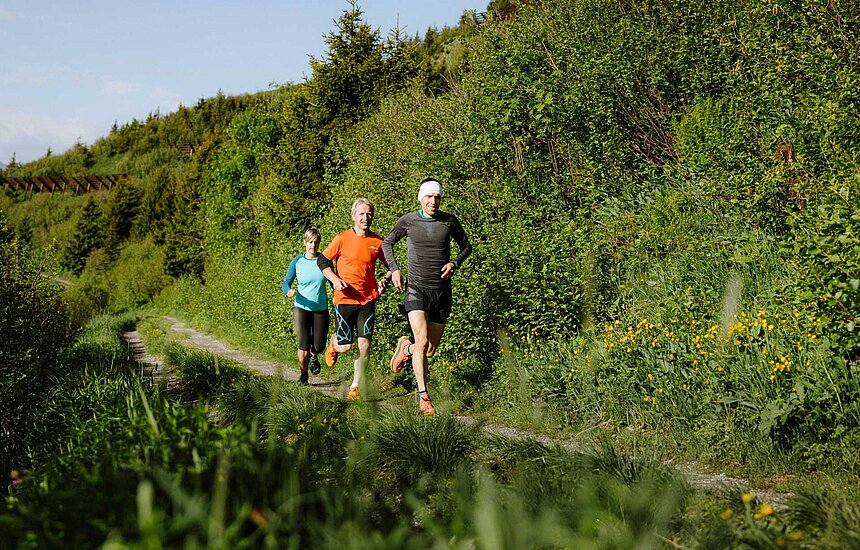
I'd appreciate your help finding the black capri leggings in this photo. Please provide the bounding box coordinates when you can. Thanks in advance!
[293,307,330,353]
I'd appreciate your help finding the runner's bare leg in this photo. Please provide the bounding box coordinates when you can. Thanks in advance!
[297,348,310,373]
[352,336,371,388]
[408,311,432,392]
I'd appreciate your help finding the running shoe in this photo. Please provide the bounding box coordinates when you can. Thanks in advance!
[391,336,412,373]
[419,394,436,416]
[309,355,321,375]
[325,334,338,367]
[299,371,309,385]
[348,386,360,400]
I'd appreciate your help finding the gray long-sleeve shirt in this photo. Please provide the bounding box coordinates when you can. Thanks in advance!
[382,210,472,289]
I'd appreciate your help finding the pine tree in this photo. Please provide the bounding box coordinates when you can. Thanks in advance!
[61,196,104,274]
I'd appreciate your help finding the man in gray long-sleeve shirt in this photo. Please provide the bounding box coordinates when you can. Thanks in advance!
[382,178,472,416]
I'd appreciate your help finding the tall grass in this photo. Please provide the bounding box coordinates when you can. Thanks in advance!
[6,311,860,547]
[0,314,683,547]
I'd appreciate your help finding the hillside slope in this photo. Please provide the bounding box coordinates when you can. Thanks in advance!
[2,0,859,477]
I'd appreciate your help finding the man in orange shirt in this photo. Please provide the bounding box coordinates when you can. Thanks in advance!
[317,198,391,400]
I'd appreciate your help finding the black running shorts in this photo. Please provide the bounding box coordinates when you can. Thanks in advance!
[333,301,377,344]
[403,285,452,324]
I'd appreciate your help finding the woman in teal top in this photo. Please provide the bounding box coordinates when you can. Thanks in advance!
[282,228,330,385]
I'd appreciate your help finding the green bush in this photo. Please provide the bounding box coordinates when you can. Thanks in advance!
[785,178,860,365]
[0,211,71,479]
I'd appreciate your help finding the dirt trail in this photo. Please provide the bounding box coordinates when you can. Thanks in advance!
[121,315,788,504]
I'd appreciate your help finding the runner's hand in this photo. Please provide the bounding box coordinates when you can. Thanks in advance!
[391,270,404,291]
[377,277,388,293]
[286,289,296,299]
[441,262,456,279]
[333,278,349,291]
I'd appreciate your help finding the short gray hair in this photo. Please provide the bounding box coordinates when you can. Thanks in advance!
[351,197,373,216]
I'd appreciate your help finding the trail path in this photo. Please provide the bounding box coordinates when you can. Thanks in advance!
[121,314,787,504]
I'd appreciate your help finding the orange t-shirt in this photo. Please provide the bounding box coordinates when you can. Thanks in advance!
[322,228,387,305]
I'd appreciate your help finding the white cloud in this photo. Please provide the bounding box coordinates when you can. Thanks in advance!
[0,109,100,164]
[103,79,139,96]
[149,87,182,111]
[2,64,66,86]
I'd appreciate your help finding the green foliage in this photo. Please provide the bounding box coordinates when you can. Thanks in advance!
[102,178,142,254]
[0,211,71,479]
[784,178,860,364]
[359,410,477,486]
[5,142,95,178]
[5,310,860,548]
[201,109,282,252]
[132,167,176,242]
[60,195,104,274]
[0,190,96,252]
[1,313,697,547]
[8,93,255,180]
[167,344,252,400]
[309,2,391,128]
[67,238,172,319]
[307,1,425,131]
[3,0,860,502]
[100,239,173,310]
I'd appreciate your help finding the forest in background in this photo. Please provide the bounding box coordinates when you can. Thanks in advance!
[2,0,860,545]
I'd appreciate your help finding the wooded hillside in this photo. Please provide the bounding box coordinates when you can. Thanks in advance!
[3,0,859,474]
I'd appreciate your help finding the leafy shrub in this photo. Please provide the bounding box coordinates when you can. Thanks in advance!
[101,239,173,310]
[62,276,110,330]
[784,179,860,365]
[0,211,71,479]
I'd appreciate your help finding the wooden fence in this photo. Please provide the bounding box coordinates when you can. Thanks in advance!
[1,175,127,195]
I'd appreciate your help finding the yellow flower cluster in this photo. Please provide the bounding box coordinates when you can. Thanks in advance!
[500,341,568,378]
[603,308,822,394]
[721,493,803,543]
[438,359,457,372]
[288,414,339,438]
[603,318,679,351]
[768,354,792,380]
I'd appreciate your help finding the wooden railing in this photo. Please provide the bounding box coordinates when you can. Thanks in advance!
[176,143,195,157]
[1,175,127,195]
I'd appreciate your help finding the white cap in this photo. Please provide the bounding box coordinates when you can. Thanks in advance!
[417,179,442,201]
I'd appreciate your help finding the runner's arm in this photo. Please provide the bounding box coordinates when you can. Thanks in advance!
[281,256,300,296]
[382,216,409,290]
[317,254,348,291]
[450,217,473,269]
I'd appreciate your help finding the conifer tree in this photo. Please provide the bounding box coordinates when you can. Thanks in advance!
[61,196,104,274]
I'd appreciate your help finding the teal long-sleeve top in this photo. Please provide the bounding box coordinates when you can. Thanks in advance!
[282,255,329,312]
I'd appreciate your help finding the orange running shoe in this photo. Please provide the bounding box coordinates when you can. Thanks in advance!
[419,394,436,416]
[348,386,360,400]
[390,336,412,373]
[325,334,339,367]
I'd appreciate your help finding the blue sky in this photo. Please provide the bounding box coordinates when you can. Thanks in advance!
[0,1,480,165]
